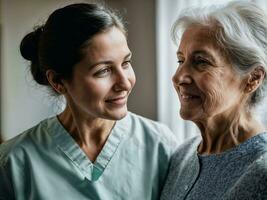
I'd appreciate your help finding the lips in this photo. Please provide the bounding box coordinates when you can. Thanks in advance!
[179,92,201,102]
[105,95,128,105]
[181,94,199,99]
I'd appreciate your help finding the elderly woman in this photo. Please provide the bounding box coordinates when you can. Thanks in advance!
[0,3,177,200]
[161,1,267,200]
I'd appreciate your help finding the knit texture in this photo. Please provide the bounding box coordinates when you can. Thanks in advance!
[161,133,267,200]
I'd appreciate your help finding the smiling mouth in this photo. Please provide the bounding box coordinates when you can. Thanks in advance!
[180,94,201,102]
[105,95,128,105]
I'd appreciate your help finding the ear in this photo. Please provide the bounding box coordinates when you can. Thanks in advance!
[245,66,266,93]
[46,70,66,94]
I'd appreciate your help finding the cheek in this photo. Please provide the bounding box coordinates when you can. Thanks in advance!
[77,79,111,103]
[88,82,111,97]
[200,71,225,113]
[129,67,136,79]
[128,67,136,86]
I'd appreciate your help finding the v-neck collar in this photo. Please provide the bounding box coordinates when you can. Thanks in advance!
[48,113,130,181]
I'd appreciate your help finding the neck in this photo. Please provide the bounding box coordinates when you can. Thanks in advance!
[196,108,265,155]
[58,105,115,162]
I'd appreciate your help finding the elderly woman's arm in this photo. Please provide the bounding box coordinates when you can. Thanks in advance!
[224,153,267,200]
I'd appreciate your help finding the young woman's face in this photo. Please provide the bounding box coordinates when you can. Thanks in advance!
[63,27,136,120]
[172,26,245,122]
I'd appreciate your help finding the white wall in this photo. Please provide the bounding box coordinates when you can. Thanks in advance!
[1,0,100,140]
[1,0,157,140]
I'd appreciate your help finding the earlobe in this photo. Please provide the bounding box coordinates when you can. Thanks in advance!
[46,70,66,94]
[245,66,265,93]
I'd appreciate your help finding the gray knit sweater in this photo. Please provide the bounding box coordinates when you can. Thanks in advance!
[161,133,267,200]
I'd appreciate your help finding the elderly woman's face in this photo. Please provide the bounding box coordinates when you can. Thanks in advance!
[172,26,245,122]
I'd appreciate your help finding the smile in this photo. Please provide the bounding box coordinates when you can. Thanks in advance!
[105,95,128,105]
[180,94,201,102]
[181,94,199,99]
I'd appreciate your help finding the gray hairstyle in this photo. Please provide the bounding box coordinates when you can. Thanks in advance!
[172,1,267,107]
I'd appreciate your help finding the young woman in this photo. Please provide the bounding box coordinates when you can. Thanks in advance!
[0,3,177,200]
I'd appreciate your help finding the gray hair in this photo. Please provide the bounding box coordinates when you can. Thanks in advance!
[172,1,267,107]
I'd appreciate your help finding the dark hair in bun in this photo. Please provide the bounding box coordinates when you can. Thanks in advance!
[20,3,126,88]
[20,26,48,85]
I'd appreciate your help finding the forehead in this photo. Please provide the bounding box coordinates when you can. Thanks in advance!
[178,26,220,56]
[82,27,130,61]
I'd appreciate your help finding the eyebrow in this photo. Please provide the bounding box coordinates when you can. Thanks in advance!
[177,50,216,63]
[124,52,132,60]
[89,52,132,68]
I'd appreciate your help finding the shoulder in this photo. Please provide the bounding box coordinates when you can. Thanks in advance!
[0,119,51,199]
[0,117,54,167]
[224,152,267,200]
[175,135,201,152]
[160,136,201,200]
[237,151,267,183]
[166,135,201,178]
[171,135,201,165]
[126,112,179,149]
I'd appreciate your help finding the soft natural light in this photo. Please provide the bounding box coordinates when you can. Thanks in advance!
[156,0,267,143]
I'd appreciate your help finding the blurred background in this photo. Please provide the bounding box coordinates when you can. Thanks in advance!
[1,0,267,143]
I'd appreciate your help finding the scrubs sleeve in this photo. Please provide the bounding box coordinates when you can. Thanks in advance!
[0,160,15,200]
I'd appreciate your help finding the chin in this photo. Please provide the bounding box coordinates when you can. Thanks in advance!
[180,110,195,121]
[106,106,128,120]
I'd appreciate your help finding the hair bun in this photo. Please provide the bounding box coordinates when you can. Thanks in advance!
[20,26,44,61]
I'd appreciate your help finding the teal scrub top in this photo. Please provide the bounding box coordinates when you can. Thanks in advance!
[0,112,178,200]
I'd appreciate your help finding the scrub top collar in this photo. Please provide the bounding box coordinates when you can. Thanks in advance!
[48,113,130,181]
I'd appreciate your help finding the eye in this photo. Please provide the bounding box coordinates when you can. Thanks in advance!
[177,59,184,65]
[194,56,211,66]
[94,67,112,77]
[122,60,132,68]
[194,59,207,65]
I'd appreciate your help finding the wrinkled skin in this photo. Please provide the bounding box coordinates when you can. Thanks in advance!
[172,26,266,153]
[172,26,245,124]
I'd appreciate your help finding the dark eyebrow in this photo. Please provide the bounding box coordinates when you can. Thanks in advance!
[89,61,112,69]
[89,52,132,69]
[124,52,132,59]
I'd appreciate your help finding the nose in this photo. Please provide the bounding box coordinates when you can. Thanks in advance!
[172,64,192,86]
[113,69,133,91]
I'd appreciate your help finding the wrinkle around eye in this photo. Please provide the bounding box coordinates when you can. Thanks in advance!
[192,59,214,71]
